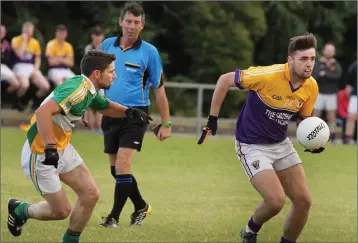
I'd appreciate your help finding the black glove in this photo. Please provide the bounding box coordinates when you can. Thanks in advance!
[42,144,59,168]
[125,107,153,124]
[197,115,218,145]
[304,147,325,154]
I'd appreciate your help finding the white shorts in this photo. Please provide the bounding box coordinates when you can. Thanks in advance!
[1,64,16,81]
[348,95,357,115]
[13,63,43,79]
[48,68,75,82]
[314,93,337,111]
[235,138,302,179]
[21,140,83,195]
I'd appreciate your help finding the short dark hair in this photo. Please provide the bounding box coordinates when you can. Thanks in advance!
[56,24,67,32]
[120,2,145,24]
[91,25,103,36]
[288,33,317,55]
[80,50,116,77]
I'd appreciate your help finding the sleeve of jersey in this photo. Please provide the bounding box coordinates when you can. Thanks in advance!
[99,39,111,52]
[148,47,164,89]
[298,82,319,119]
[90,94,110,111]
[11,37,21,49]
[45,42,54,57]
[67,44,74,56]
[234,67,264,91]
[51,83,86,115]
[34,40,41,56]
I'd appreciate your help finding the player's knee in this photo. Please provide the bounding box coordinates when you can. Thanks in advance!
[83,186,100,206]
[53,205,71,220]
[266,194,286,214]
[293,194,312,212]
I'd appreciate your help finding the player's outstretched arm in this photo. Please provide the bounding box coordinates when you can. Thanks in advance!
[197,72,236,144]
[99,101,153,124]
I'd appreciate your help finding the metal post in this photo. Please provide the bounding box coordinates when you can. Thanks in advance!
[196,86,204,137]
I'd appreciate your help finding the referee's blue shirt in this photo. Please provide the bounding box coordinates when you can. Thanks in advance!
[99,36,164,107]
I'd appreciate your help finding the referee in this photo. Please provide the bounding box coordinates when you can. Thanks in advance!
[99,2,171,228]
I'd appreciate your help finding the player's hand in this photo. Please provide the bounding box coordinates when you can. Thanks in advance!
[197,115,218,145]
[157,125,171,141]
[304,147,325,154]
[125,107,153,124]
[42,144,59,168]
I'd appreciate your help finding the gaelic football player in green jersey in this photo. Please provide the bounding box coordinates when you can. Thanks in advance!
[7,50,152,243]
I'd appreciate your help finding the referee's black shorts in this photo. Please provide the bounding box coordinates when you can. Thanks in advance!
[101,106,149,153]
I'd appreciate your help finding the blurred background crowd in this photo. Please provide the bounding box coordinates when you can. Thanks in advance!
[1,1,357,142]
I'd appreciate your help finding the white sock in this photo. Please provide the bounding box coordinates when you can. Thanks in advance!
[246,225,255,233]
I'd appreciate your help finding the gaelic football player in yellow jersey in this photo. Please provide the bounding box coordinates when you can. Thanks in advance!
[7,50,152,243]
[45,25,76,87]
[198,33,323,243]
[11,22,50,110]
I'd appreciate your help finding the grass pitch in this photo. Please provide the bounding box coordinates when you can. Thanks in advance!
[1,128,356,242]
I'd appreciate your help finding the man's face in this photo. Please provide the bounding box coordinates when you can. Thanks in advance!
[56,30,67,41]
[92,33,104,45]
[0,25,6,39]
[288,48,316,79]
[98,62,116,90]
[323,44,335,59]
[22,24,34,37]
[119,12,144,41]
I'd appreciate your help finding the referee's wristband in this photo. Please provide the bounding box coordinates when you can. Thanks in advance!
[161,121,172,127]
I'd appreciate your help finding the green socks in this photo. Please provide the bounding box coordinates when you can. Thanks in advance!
[62,229,81,243]
[14,202,30,221]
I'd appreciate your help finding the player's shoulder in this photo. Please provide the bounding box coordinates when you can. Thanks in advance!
[64,41,74,49]
[11,35,22,45]
[244,63,285,76]
[306,76,319,93]
[30,37,41,46]
[55,75,84,91]
[141,40,159,54]
[102,37,117,45]
[46,39,56,47]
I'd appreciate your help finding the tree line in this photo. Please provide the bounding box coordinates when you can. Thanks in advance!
[2,1,357,117]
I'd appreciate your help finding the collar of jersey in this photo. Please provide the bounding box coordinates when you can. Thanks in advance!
[81,74,97,95]
[113,35,142,51]
[284,62,310,86]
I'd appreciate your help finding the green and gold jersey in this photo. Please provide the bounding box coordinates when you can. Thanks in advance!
[27,74,110,154]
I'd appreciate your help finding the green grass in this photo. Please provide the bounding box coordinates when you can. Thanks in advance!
[1,128,356,242]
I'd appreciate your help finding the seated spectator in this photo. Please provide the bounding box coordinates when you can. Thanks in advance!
[1,24,20,96]
[45,24,75,87]
[11,21,50,111]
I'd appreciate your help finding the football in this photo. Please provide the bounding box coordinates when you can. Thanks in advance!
[296,116,330,150]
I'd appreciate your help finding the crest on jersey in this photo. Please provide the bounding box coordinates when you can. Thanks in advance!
[251,160,260,170]
[297,99,304,109]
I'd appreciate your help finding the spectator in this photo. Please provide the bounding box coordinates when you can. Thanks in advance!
[83,26,105,134]
[1,24,20,95]
[45,24,75,87]
[312,43,342,143]
[11,21,50,111]
[336,88,350,141]
[343,60,357,144]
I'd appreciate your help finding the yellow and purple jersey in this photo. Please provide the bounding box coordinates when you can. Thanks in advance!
[11,35,41,64]
[234,63,318,144]
[45,39,74,69]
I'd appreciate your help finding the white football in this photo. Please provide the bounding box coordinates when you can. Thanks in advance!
[296,117,330,150]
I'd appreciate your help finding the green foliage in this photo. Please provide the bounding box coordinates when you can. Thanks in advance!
[1,1,356,118]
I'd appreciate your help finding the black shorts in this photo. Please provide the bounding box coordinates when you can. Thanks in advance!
[101,106,149,153]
